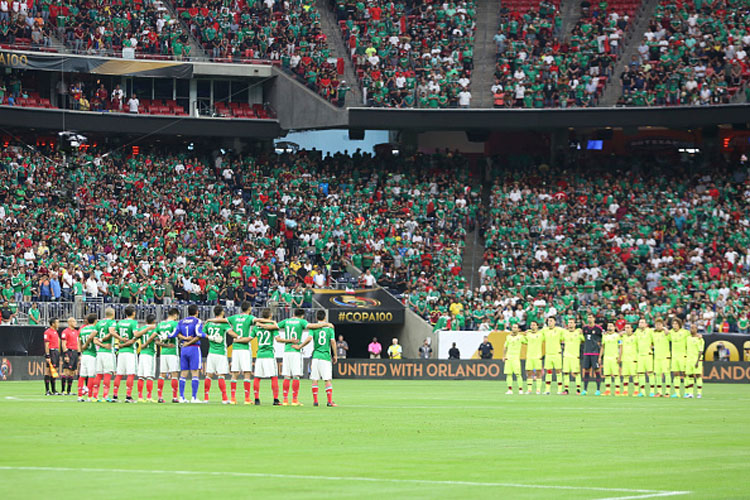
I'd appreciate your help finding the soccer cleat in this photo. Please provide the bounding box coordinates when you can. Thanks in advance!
[684,394,693,399]
[254,399,261,405]
[179,397,188,403]
[112,395,118,401]
[649,393,655,397]
[125,397,135,403]
[106,398,114,403]
[670,394,679,399]
[602,390,611,396]
[575,390,581,395]
[45,391,52,396]
[313,402,319,407]
[326,402,338,407]
[273,399,281,406]
[230,400,237,405]
[525,390,532,395]
[158,398,165,404]
[190,398,200,404]
[77,397,85,402]
[633,391,639,397]
[151,398,158,403]
[561,390,568,395]
[594,390,601,396]
[614,391,620,396]
[696,394,702,399]
[138,398,146,403]
[282,399,289,406]
[221,400,231,405]
[291,400,304,406]
[535,391,541,395]
[65,392,72,396]
[172,398,180,403]
[654,393,661,398]
[518,389,524,395]
[244,399,252,405]
[505,390,513,395]
[637,393,645,398]
[543,391,550,395]
[581,390,587,395]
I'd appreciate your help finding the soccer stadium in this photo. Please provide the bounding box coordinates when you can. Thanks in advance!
[0,0,749,497]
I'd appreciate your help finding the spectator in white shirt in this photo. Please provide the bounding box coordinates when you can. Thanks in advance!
[127,94,140,113]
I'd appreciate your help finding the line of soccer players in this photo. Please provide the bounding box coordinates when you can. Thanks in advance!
[42,303,339,406]
[502,315,705,398]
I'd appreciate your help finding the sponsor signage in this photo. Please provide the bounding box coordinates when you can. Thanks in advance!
[314,288,404,325]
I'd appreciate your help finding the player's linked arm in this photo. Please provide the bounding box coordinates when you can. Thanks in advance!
[330,338,338,364]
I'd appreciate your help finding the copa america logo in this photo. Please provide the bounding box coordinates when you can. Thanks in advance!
[330,295,381,309]
[0,358,12,381]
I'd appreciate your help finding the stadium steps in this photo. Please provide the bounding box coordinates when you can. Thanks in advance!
[316,0,362,106]
[460,179,490,289]
[469,0,501,108]
[559,0,582,39]
[162,0,209,60]
[598,0,661,106]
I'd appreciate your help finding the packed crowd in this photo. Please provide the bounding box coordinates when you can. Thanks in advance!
[333,0,475,107]
[176,0,345,104]
[0,143,477,324]
[418,155,750,334]
[0,0,54,50]
[619,0,750,106]
[44,0,193,59]
[492,0,633,108]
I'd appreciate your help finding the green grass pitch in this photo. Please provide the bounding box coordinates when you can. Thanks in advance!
[1,380,747,499]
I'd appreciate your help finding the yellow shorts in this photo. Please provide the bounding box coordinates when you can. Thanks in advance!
[525,358,542,371]
[504,358,522,375]
[685,359,702,376]
[653,358,670,374]
[637,355,653,373]
[671,356,686,373]
[544,354,562,371]
[621,359,637,377]
[602,358,619,376]
[562,356,580,373]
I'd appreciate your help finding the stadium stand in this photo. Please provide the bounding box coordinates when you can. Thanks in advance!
[619,0,750,106]
[2,139,748,335]
[492,0,639,108]
[0,143,476,324]
[458,155,750,333]
[332,0,476,107]
[50,0,192,59]
[175,0,343,103]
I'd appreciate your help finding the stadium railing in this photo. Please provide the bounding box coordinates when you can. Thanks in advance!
[15,301,323,326]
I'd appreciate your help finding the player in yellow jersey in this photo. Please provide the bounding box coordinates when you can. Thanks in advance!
[503,324,526,394]
[524,321,544,394]
[684,323,705,399]
[599,322,621,396]
[619,324,638,396]
[651,318,672,397]
[669,318,690,398]
[562,318,584,395]
[634,318,654,397]
[541,317,564,395]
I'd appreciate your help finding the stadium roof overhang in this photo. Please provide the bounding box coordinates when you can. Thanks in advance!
[347,104,750,132]
[0,106,282,139]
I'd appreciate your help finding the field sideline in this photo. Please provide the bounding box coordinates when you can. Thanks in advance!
[1,380,747,499]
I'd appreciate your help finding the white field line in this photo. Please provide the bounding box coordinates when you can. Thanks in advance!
[0,466,690,499]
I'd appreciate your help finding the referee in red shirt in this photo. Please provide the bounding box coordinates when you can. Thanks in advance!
[44,318,61,395]
[60,317,80,396]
